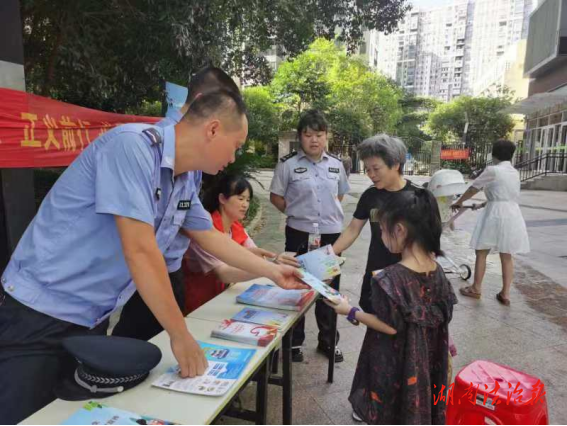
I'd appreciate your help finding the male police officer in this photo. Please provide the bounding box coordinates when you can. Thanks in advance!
[270,109,350,362]
[112,67,246,340]
[0,89,303,423]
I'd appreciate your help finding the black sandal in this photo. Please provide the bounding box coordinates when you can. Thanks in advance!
[496,292,511,306]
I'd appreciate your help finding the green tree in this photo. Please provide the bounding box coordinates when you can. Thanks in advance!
[243,86,280,149]
[396,91,440,152]
[270,40,336,114]
[328,55,403,143]
[271,39,403,146]
[427,96,515,143]
[22,0,410,113]
[426,95,515,168]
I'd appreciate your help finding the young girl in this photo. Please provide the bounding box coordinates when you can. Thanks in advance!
[182,174,298,314]
[327,189,457,424]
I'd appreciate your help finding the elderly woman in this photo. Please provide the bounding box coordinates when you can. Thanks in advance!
[332,134,421,314]
[452,139,530,306]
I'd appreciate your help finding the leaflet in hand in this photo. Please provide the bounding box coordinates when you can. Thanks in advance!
[152,342,255,396]
[61,401,176,425]
[212,319,278,347]
[299,270,342,303]
[295,245,342,281]
[232,307,294,329]
[236,284,315,311]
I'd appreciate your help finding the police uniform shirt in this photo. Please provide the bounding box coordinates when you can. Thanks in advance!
[155,109,203,273]
[270,149,350,234]
[1,123,212,328]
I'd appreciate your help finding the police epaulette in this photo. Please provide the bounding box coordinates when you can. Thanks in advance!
[327,152,340,160]
[280,151,298,162]
[142,128,162,145]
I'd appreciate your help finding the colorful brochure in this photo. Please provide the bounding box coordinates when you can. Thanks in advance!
[211,320,278,347]
[62,401,176,425]
[231,307,294,329]
[299,270,342,303]
[295,245,342,281]
[236,284,315,311]
[152,342,255,396]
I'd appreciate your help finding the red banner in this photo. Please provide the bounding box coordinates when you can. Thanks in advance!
[441,149,470,160]
[0,88,160,168]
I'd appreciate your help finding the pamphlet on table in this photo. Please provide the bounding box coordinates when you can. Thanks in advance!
[211,319,278,347]
[231,307,294,329]
[152,342,255,396]
[61,401,176,425]
[236,284,315,311]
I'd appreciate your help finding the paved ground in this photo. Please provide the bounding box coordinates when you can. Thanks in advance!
[216,171,567,425]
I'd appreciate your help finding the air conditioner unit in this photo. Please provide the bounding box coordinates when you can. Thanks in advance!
[524,0,567,77]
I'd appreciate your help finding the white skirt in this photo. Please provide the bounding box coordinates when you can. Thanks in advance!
[470,201,530,254]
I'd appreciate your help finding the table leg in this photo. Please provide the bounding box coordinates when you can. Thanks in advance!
[327,311,337,383]
[255,357,269,425]
[283,328,293,425]
[271,349,279,375]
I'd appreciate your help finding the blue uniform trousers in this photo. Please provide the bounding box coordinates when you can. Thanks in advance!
[0,289,108,424]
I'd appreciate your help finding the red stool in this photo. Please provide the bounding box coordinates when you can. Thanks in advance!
[446,360,549,425]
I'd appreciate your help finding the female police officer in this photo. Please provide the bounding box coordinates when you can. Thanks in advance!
[269,110,350,362]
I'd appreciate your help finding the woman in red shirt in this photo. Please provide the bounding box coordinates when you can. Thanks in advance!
[183,174,298,314]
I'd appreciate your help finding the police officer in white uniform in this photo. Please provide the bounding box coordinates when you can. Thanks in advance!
[270,110,350,362]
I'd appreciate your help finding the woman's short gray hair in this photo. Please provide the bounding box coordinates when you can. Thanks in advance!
[357,134,407,173]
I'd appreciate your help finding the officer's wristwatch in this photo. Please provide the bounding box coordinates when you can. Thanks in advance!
[347,307,361,326]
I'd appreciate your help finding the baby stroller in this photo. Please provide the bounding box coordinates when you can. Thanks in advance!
[427,169,473,280]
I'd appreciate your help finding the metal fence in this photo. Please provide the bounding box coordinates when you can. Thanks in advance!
[439,141,492,176]
[516,153,567,181]
[405,144,433,176]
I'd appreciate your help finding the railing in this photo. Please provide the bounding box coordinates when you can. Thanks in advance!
[514,154,567,182]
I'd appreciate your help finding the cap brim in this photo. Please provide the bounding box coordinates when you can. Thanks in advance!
[54,371,116,401]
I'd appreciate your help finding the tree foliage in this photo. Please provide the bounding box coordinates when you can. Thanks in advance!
[395,91,440,152]
[426,95,515,169]
[243,86,280,146]
[22,0,409,113]
[270,39,403,146]
[328,54,402,144]
[426,96,515,144]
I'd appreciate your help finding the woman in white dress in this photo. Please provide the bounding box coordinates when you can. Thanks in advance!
[452,139,530,306]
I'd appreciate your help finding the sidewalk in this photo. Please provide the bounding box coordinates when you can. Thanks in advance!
[217,171,567,424]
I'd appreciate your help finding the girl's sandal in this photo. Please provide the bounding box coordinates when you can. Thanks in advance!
[459,285,481,299]
[496,292,511,306]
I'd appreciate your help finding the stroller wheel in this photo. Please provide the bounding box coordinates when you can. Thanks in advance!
[459,264,472,280]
